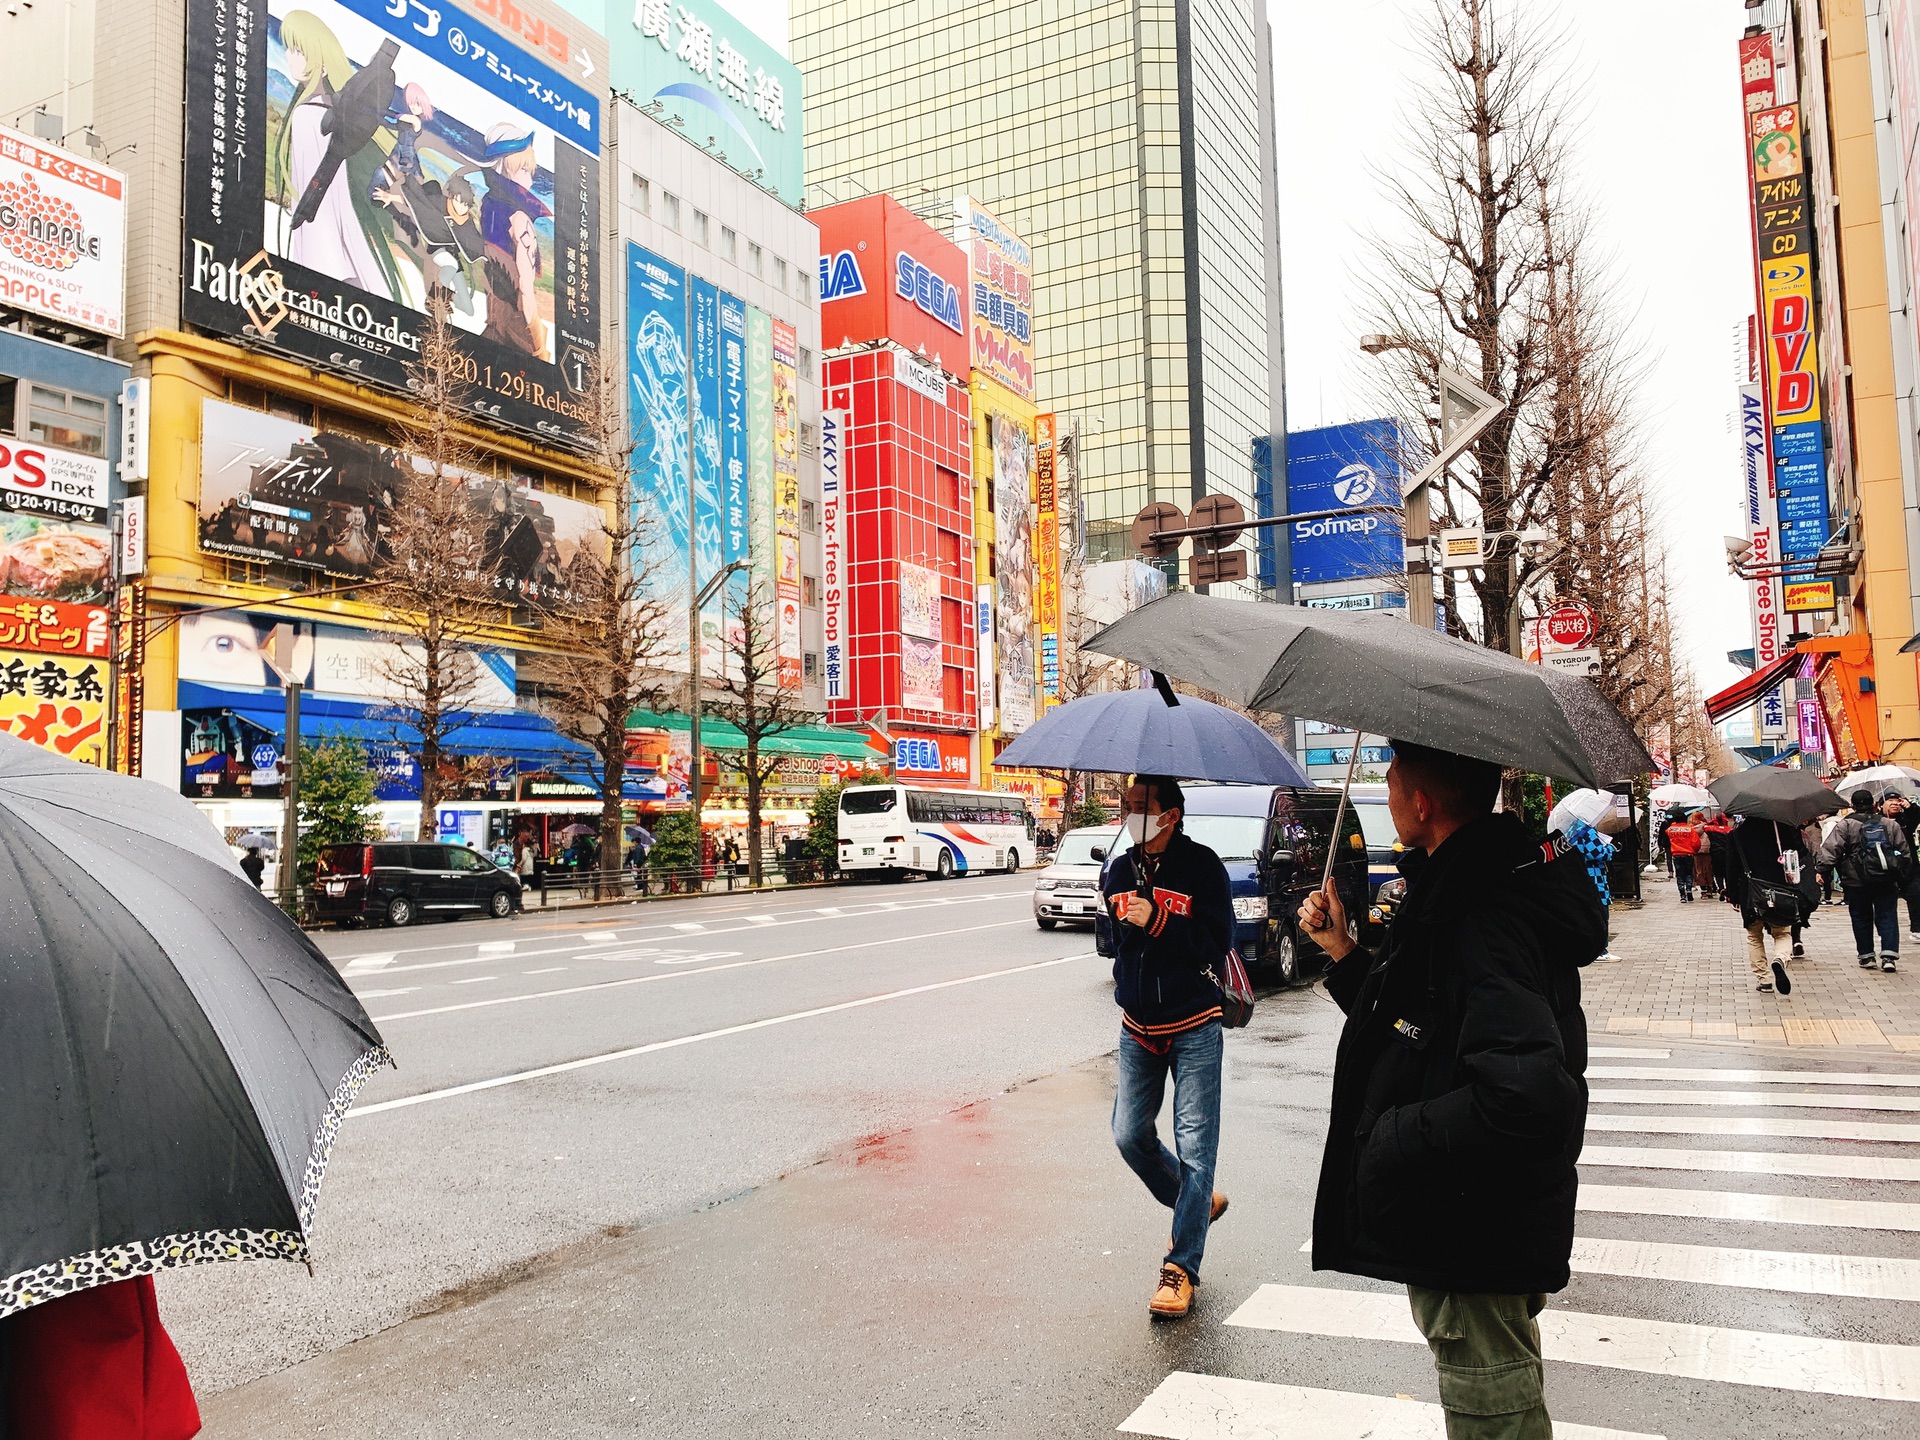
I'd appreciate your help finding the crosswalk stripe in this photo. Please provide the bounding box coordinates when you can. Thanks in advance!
[1590,1088,1920,1113]
[1589,1066,1920,1088]
[1580,1144,1920,1182]
[341,952,396,973]
[1225,1284,1920,1402]
[1589,1047,1671,1060]
[1587,1113,1920,1143]
[1116,1372,1665,1439]
[1570,1236,1920,1302]
[1580,1183,1920,1231]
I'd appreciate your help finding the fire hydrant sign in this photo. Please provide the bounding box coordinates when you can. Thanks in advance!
[0,123,126,337]
[1543,604,1595,649]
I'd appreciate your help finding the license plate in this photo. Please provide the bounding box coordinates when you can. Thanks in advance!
[325,880,346,895]
[1066,901,1090,913]
[862,847,874,856]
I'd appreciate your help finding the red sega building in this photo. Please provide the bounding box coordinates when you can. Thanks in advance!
[815,196,979,785]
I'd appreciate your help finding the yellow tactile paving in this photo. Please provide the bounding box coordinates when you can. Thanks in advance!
[1828,1018,1890,1046]
[1782,1017,1838,1046]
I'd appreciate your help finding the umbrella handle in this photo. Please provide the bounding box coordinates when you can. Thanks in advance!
[1321,739,1366,896]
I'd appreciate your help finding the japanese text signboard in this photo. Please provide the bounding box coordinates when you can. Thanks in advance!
[1740,380,1788,737]
[820,408,848,703]
[0,646,107,764]
[0,441,110,525]
[1033,413,1061,704]
[0,121,126,336]
[955,196,1033,400]
[0,598,110,658]
[181,0,605,445]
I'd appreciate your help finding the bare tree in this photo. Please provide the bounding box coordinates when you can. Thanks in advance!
[377,301,505,839]
[525,356,677,895]
[705,578,822,885]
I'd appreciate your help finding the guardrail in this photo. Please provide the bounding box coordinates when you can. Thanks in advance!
[531,860,831,905]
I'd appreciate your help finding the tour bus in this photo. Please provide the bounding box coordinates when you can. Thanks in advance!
[838,783,1036,879]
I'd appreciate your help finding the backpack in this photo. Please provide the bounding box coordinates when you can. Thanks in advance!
[1857,818,1899,881]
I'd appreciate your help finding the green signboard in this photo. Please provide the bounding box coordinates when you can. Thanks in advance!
[613,0,803,207]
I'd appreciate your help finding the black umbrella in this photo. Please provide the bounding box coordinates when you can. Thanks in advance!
[1708,766,1845,826]
[993,675,1311,783]
[0,735,388,1317]
[1084,592,1651,786]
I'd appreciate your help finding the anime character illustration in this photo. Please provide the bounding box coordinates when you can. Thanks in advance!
[1753,124,1801,180]
[479,123,552,358]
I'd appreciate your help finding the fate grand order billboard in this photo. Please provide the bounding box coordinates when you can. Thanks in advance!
[182,0,605,445]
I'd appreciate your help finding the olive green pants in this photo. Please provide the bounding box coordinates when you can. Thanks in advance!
[1407,1287,1550,1440]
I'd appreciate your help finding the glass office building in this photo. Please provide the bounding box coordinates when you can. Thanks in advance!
[792,0,1283,566]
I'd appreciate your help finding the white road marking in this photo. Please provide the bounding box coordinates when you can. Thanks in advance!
[475,941,515,955]
[1570,1236,1920,1303]
[1581,1144,1920,1182]
[579,934,623,945]
[815,906,842,914]
[522,967,566,975]
[1588,1113,1920,1144]
[669,922,707,932]
[368,918,1047,1022]
[1580,1183,1920,1232]
[1590,1066,1920,1088]
[744,914,777,925]
[341,953,396,974]
[1225,1283,1920,1402]
[349,951,1095,1116]
[351,987,417,999]
[451,976,496,985]
[1116,1372,1663,1440]
[1589,1047,1671,1060]
[1590,1089,1920,1113]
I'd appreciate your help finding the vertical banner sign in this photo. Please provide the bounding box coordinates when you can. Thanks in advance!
[991,413,1037,734]
[1033,413,1061,705]
[771,320,802,689]
[719,292,750,638]
[747,306,774,595]
[975,583,995,730]
[1739,382,1788,738]
[1747,91,1834,612]
[627,243,690,664]
[690,277,723,668]
[181,0,605,443]
[819,409,848,703]
[954,196,1034,400]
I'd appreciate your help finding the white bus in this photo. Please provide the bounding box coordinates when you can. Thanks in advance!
[837,784,1035,879]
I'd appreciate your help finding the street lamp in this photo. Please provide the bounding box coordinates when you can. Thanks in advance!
[688,557,750,823]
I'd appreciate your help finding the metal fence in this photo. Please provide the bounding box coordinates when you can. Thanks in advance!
[527,860,831,905]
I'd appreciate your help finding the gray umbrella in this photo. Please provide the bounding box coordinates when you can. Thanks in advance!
[0,734,388,1317]
[1085,592,1652,787]
[1708,766,1845,826]
[993,676,1311,783]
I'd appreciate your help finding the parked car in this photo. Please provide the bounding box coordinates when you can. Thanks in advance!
[1341,783,1406,946]
[1032,823,1126,929]
[312,842,523,927]
[1094,782,1370,986]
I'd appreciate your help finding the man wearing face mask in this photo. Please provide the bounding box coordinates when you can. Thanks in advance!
[1102,774,1235,1320]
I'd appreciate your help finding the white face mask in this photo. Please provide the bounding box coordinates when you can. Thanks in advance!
[1126,810,1171,847]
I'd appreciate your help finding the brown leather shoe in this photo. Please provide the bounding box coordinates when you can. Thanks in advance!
[1168,1192,1229,1250]
[1149,1262,1195,1319]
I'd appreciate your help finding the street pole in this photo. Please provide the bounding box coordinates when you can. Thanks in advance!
[279,679,301,911]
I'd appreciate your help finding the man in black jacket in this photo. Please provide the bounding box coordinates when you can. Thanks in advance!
[1299,741,1604,1440]
[1101,774,1235,1321]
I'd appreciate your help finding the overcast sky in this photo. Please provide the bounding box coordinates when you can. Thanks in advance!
[737,0,1754,695]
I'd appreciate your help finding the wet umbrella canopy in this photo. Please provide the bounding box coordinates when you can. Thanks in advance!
[1085,593,1651,787]
[993,678,1310,784]
[0,734,388,1316]
[1708,766,1845,827]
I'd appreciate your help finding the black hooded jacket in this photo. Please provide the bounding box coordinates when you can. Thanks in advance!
[1101,830,1235,1034]
[1312,812,1605,1295]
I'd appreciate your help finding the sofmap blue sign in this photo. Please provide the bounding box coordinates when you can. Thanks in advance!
[1287,419,1407,586]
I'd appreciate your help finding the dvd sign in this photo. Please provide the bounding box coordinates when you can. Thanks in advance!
[0,442,110,523]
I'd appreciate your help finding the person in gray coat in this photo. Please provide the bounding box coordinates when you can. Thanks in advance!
[1819,790,1910,972]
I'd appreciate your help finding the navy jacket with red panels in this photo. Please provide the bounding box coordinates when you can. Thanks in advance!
[1101,830,1235,1039]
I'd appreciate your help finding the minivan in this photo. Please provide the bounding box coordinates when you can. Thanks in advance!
[1094,782,1371,986]
[312,842,523,927]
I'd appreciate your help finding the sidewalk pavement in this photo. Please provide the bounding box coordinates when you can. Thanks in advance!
[1589,868,1920,1049]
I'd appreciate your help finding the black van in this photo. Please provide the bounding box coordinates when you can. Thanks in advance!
[1094,782,1370,986]
[312,842,522,927]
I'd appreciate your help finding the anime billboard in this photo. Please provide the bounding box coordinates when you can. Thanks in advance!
[182,0,604,444]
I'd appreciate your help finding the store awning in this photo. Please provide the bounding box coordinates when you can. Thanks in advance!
[179,682,591,769]
[626,711,885,762]
[1702,649,1803,724]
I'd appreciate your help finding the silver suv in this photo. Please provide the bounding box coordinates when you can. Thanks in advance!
[1033,823,1125,929]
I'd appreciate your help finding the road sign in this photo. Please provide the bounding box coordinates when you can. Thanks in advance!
[1131,502,1186,557]
[1404,367,1506,499]
[1190,549,1248,585]
[1544,604,1596,649]
[1188,493,1246,550]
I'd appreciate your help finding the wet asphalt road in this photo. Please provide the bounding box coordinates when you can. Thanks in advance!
[164,883,1920,1438]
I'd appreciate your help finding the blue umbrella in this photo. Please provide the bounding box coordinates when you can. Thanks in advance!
[994,677,1310,784]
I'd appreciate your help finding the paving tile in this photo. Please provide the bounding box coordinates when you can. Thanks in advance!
[1782,1017,1838,1045]
[1829,1017,1890,1046]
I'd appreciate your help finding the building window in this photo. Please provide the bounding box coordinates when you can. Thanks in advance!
[748,241,763,274]
[693,209,709,246]
[798,267,813,301]
[630,174,651,213]
[720,226,737,261]
[26,385,107,456]
[800,347,814,378]
[801,499,817,533]
[0,377,16,434]
[662,192,681,230]
[803,574,819,607]
[804,651,819,680]
[774,256,788,288]
[800,421,816,456]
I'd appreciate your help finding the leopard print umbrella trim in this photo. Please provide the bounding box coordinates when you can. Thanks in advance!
[0,1044,394,1319]
[298,1044,394,1231]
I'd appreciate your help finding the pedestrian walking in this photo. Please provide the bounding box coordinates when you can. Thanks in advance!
[1666,812,1704,900]
[1882,794,1920,942]
[1102,774,1234,1321]
[1819,789,1910,972]
[1722,817,1811,993]
[1699,811,1732,896]
[514,831,536,881]
[1298,740,1603,1440]
[1564,817,1616,961]
[1806,818,1836,905]
[239,844,267,890]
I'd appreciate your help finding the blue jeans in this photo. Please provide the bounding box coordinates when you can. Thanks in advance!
[1112,1020,1223,1280]
[1673,857,1694,898]
[1848,889,1901,957]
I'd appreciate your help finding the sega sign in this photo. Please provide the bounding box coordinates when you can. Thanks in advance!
[1287,419,1408,585]
[896,252,963,333]
[892,728,972,780]
[819,249,865,301]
